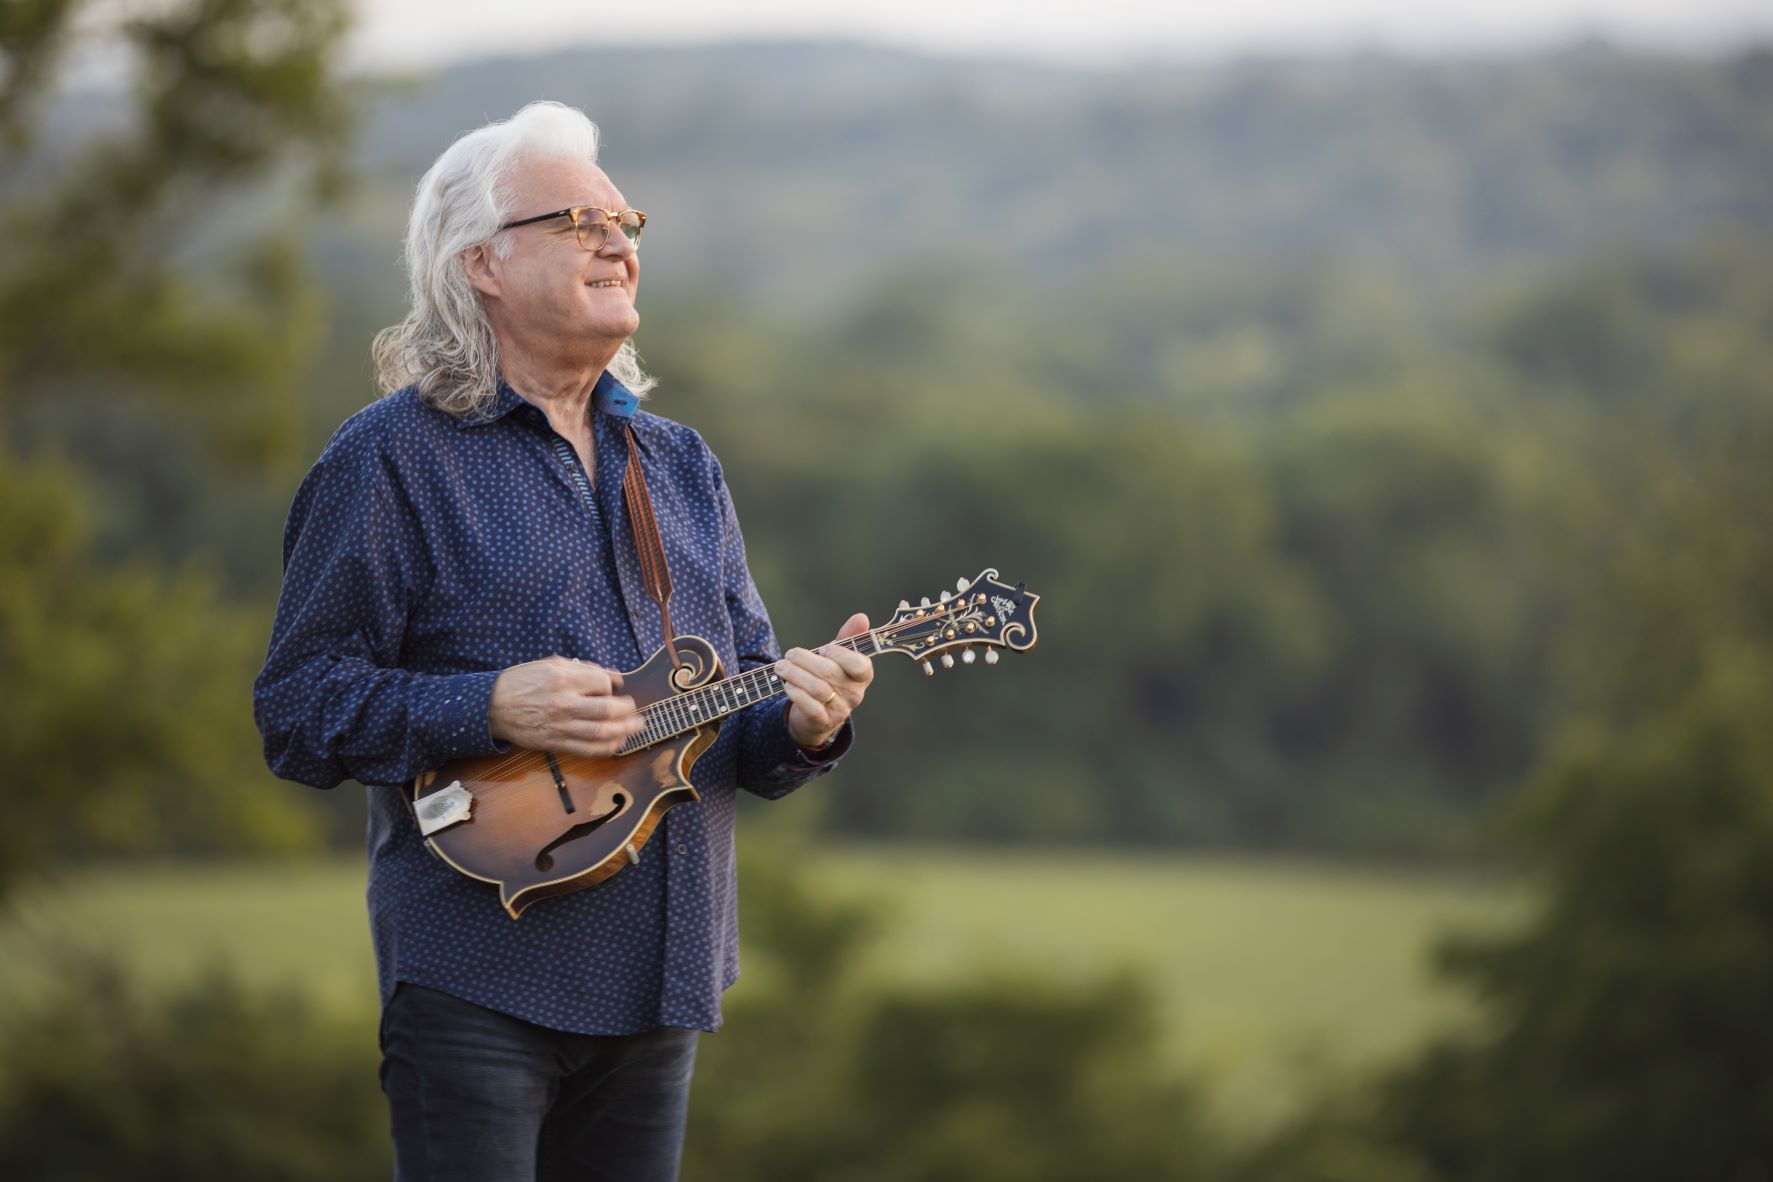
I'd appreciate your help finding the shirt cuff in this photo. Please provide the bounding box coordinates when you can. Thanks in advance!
[741,700,855,799]
[412,669,510,770]
[776,698,851,764]
[795,717,855,765]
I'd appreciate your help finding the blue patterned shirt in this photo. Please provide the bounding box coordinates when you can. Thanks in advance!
[253,373,851,1034]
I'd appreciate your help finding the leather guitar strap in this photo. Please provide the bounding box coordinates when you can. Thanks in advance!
[620,423,681,669]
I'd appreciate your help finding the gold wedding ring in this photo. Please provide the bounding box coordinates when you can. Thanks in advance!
[824,690,838,704]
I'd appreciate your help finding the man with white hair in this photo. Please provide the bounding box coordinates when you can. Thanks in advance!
[254,101,873,1181]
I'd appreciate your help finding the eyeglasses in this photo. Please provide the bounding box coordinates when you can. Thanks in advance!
[499,206,647,251]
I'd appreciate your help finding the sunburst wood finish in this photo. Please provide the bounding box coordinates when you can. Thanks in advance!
[413,636,722,918]
[410,568,1040,918]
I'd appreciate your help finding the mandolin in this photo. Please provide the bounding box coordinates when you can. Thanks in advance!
[410,567,1039,917]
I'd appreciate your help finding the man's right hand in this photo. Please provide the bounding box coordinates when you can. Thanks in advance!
[487,657,646,759]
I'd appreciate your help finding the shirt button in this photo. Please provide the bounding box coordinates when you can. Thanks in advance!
[675,844,688,855]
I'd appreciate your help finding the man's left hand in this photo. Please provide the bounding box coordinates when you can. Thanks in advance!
[778,613,874,751]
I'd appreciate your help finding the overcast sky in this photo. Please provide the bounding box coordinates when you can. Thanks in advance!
[348,0,1773,69]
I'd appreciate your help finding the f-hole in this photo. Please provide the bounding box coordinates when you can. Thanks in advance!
[534,794,628,872]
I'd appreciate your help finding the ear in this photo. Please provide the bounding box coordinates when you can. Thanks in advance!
[462,243,502,299]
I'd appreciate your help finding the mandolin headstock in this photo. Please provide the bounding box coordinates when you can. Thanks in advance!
[873,568,1040,675]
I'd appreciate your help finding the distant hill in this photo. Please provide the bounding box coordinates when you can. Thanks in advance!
[333,40,1773,309]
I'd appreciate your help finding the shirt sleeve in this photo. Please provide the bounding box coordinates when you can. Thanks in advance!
[709,452,854,800]
[252,429,508,790]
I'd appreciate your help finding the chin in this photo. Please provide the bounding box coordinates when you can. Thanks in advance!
[573,291,638,340]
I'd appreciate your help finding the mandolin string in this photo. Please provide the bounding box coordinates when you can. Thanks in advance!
[453,640,871,799]
[458,615,932,793]
[454,596,1005,796]
[634,605,986,740]
[448,609,968,795]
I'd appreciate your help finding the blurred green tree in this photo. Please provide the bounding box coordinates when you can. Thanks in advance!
[1258,383,1555,853]
[1235,656,1773,1182]
[0,0,353,897]
[1378,655,1773,1182]
[1236,242,1773,1179]
[0,958,388,1182]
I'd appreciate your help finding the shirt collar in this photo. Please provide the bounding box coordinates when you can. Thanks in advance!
[452,379,529,429]
[452,371,639,430]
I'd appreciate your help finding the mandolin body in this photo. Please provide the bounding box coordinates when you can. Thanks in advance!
[411,635,724,918]
[409,567,1039,919]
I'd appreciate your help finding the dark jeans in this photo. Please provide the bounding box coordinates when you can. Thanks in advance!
[379,982,700,1182]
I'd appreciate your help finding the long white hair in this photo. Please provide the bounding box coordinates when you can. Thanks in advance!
[371,101,655,415]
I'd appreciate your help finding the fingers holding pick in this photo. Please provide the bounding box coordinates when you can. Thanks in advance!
[489,656,646,758]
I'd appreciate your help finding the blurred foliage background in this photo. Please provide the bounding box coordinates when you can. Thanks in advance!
[2,0,1771,1177]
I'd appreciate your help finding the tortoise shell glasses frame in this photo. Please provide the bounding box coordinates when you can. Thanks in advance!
[499,206,647,251]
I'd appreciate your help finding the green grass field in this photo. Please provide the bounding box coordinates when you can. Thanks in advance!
[0,847,1521,1127]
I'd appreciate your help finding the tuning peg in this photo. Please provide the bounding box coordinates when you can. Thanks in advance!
[921,596,931,608]
[984,648,999,665]
[957,576,969,592]
[939,590,952,603]
[921,659,934,677]
[941,653,955,669]
[898,599,910,612]
[962,648,976,665]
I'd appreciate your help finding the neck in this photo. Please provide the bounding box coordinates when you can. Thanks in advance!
[618,632,885,756]
[495,336,625,438]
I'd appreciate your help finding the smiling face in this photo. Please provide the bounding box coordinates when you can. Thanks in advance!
[466,153,640,374]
